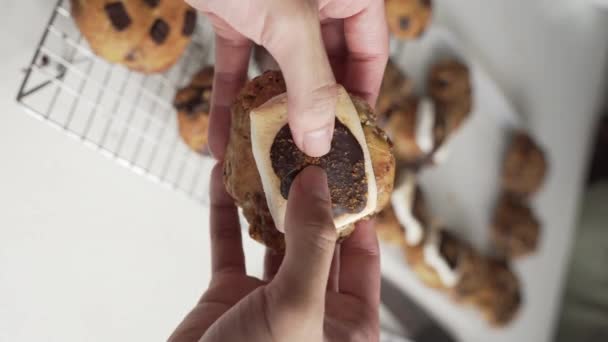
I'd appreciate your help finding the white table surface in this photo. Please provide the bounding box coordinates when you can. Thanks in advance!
[1,1,607,341]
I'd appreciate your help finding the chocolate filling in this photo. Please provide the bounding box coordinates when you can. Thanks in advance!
[183,10,197,36]
[421,0,432,8]
[143,0,160,8]
[399,16,410,30]
[270,120,367,217]
[105,2,132,31]
[150,18,170,44]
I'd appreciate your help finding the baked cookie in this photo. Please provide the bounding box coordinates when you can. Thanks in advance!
[502,131,547,196]
[224,71,395,250]
[376,172,430,246]
[383,97,447,167]
[71,0,197,73]
[377,59,413,118]
[375,205,407,246]
[392,172,431,245]
[491,194,541,258]
[405,227,469,290]
[173,66,214,154]
[428,59,473,135]
[450,245,490,303]
[385,0,433,39]
[473,258,522,326]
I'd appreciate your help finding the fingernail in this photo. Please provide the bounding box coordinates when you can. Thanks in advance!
[298,166,330,202]
[302,126,333,157]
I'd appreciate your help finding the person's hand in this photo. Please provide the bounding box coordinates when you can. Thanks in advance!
[169,163,381,341]
[186,0,389,159]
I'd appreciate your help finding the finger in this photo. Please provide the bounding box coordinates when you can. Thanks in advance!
[342,0,389,106]
[321,19,347,83]
[339,219,381,307]
[270,166,337,310]
[209,30,251,160]
[263,248,284,281]
[209,162,246,275]
[263,3,338,157]
[327,246,340,292]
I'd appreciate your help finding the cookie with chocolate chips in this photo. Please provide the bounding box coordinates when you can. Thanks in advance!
[405,227,468,290]
[375,175,431,247]
[491,193,541,258]
[375,204,407,246]
[381,96,448,167]
[71,0,197,73]
[377,59,413,118]
[473,258,522,326]
[385,0,433,39]
[501,131,548,197]
[224,71,395,250]
[428,59,473,136]
[173,66,214,154]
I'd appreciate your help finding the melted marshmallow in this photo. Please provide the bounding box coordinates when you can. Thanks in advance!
[415,98,436,154]
[433,139,451,164]
[392,173,424,246]
[423,226,461,287]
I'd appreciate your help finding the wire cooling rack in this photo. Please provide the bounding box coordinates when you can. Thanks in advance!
[16,0,222,204]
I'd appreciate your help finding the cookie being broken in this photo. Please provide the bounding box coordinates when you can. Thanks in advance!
[224,71,396,250]
[250,86,379,233]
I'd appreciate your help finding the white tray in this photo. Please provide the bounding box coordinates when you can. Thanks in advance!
[381,27,549,342]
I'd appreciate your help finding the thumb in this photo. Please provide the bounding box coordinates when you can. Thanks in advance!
[270,166,337,312]
[263,2,337,157]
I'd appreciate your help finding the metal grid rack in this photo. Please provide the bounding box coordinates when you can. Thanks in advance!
[16,0,219,204]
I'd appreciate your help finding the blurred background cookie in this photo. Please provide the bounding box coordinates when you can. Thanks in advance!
[385,0,433,39]
[377,59,413,117]
[451,245,490,304]
[502,131,548,196]
[375,205,407,246]
[382,97,446,167]
[173,66,214,154]
[491,194,541,258]
[376,173,430,246]
[71,0,196,73]
[405,227,467,290]
[473,258,522,326]
[428,59,473,135]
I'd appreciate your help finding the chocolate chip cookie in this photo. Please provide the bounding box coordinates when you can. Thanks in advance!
[71,0,197,73]
[491,194,541,258]
[474,258,522,326]
[375,204,408,246]
[428,59,473,136]
[382,97,448,167]
[173,66,214,154]
[385,0,433,39]
[377,59,413,118]
[501,131,548,196]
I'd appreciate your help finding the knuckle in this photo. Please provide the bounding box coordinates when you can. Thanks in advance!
[300,220,337,250]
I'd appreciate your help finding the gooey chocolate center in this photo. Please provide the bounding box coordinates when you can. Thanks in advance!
[270,120,367,216]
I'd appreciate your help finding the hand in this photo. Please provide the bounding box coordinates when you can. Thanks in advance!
[169,164,381,341]
[186,0,389,159]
